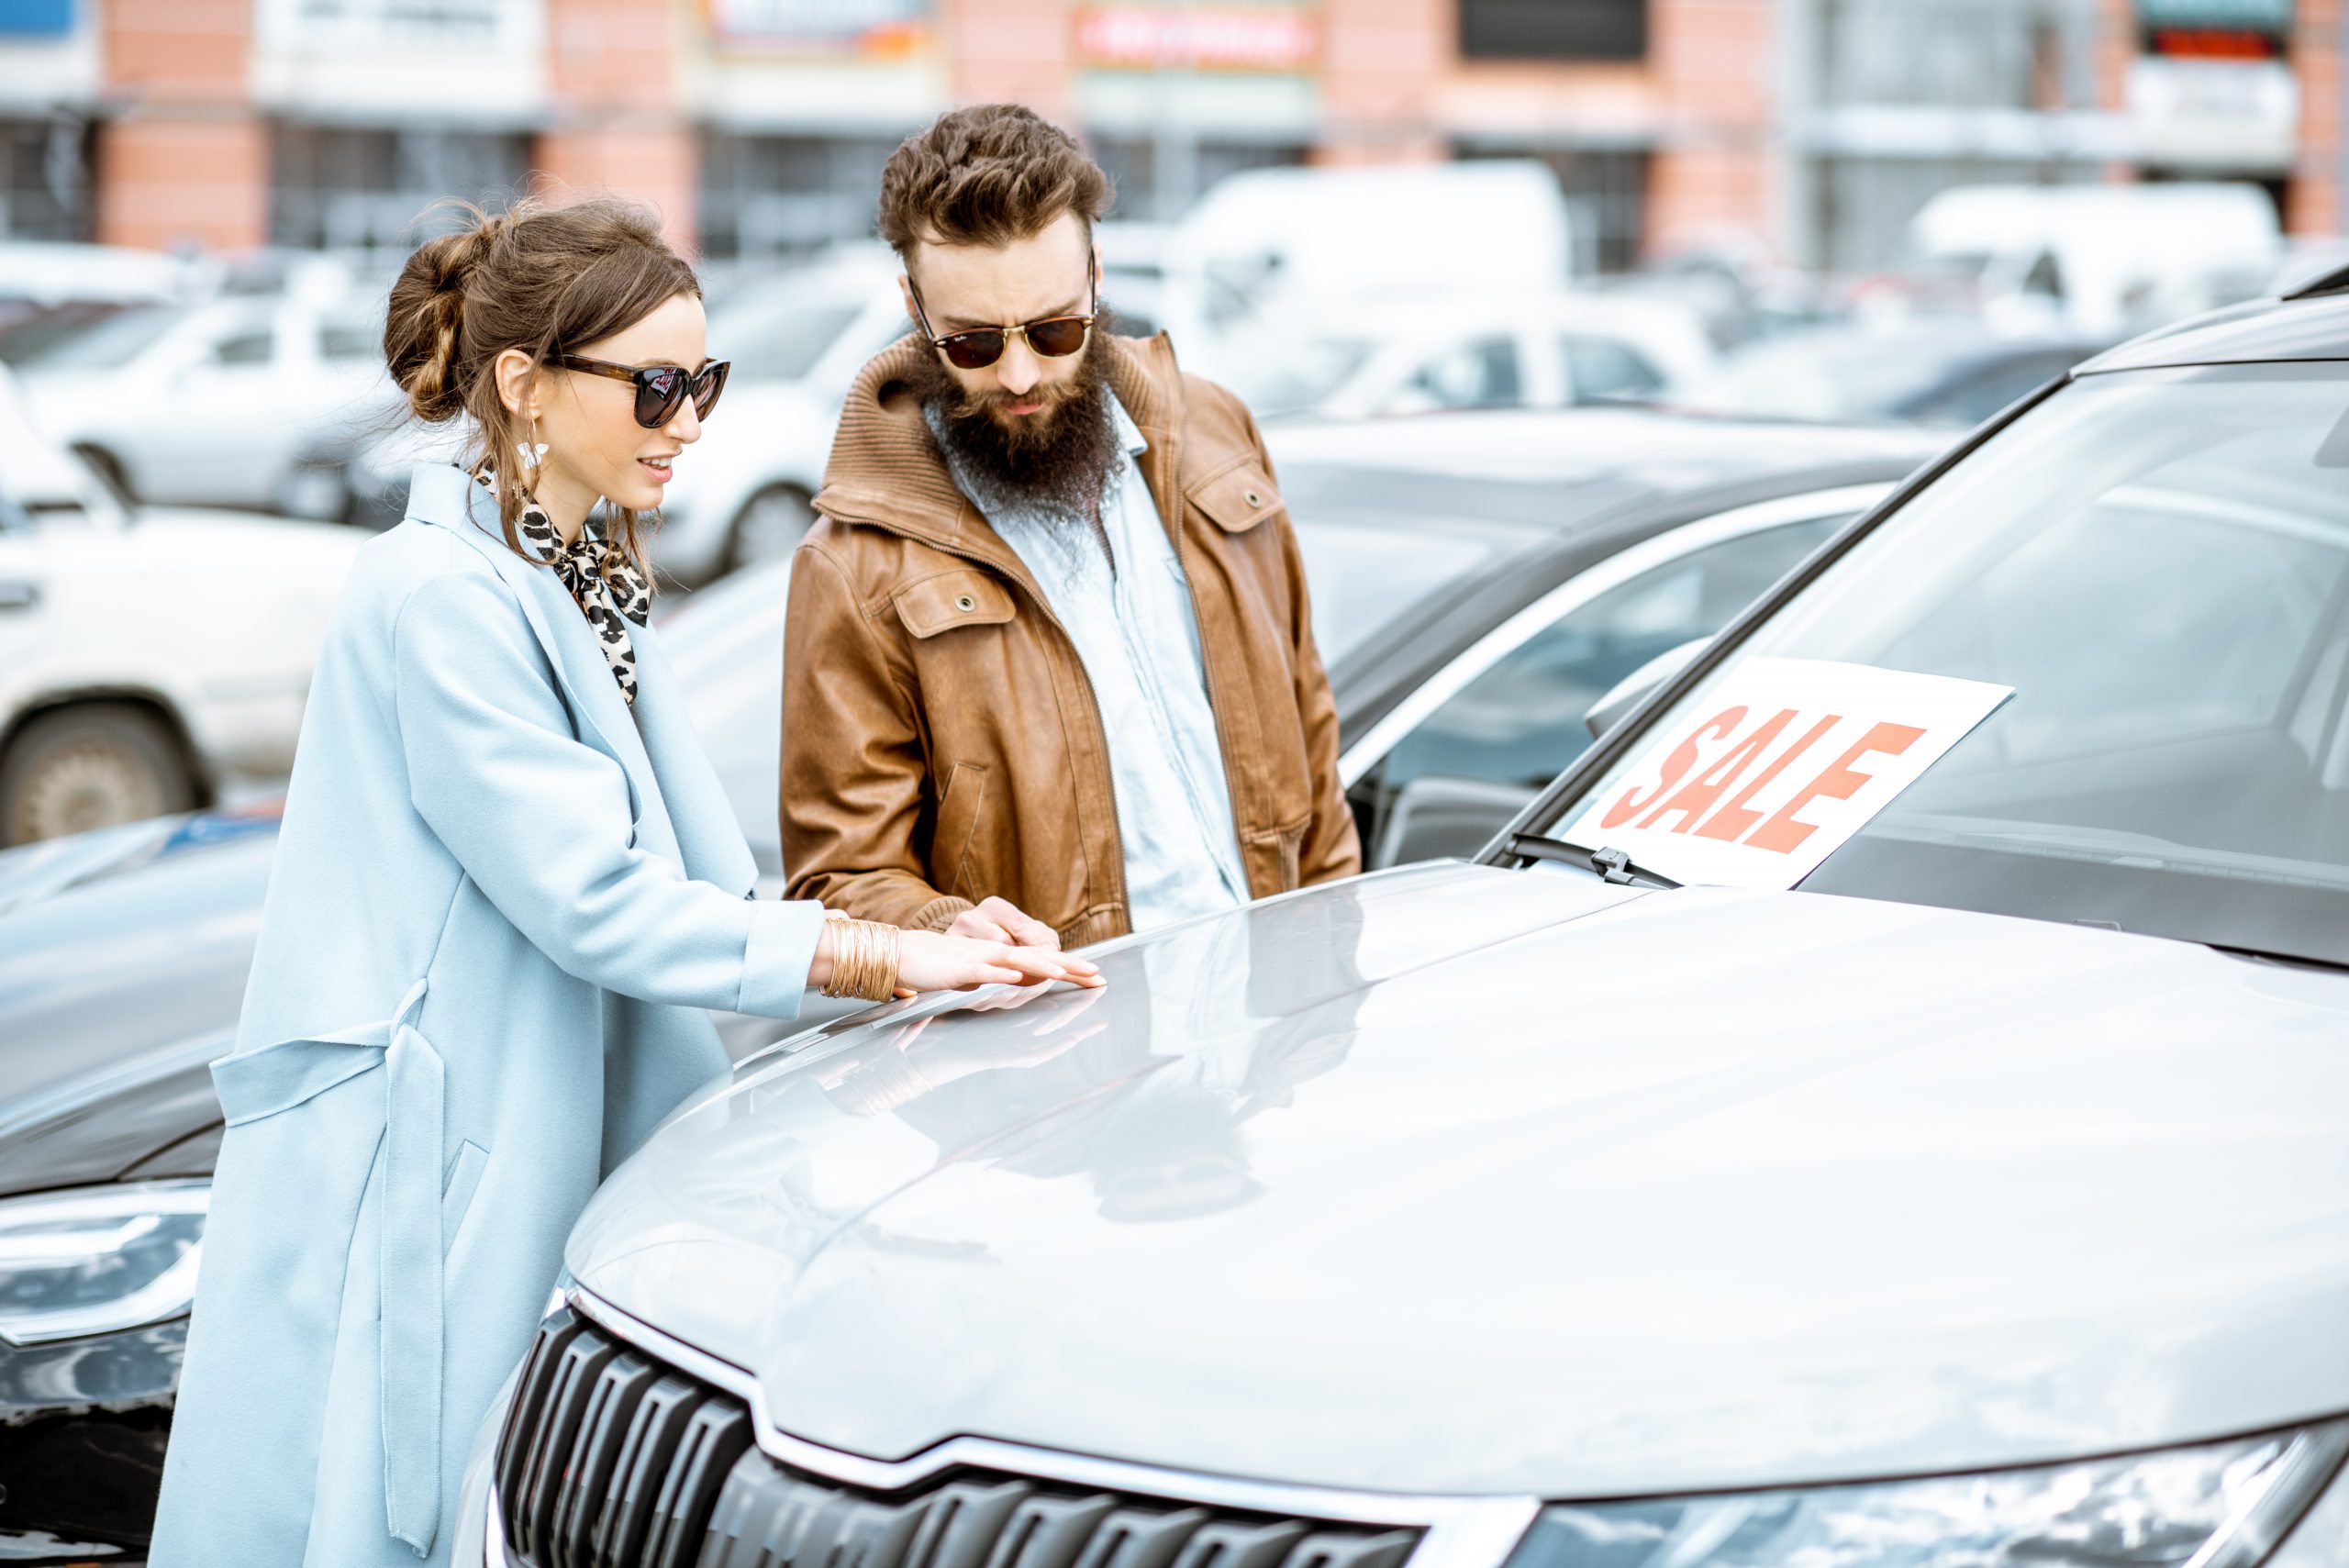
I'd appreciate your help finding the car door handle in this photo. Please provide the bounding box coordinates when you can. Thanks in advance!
[0,579,41,612]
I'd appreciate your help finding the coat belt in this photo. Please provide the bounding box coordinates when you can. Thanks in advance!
[211,978,448,1558]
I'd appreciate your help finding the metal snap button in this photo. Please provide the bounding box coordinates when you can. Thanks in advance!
[1242,488,1264,508]
[955,594,976,612]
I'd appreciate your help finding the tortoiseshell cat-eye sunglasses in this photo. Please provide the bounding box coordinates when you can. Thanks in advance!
[554,354,730,428]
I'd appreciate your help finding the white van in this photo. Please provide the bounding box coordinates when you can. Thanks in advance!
[1174,160,1574,316]
[1909,183,2280,339]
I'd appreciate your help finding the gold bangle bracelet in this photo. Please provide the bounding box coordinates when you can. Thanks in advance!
[820,917,902,1003]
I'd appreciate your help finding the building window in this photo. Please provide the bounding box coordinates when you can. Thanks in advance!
[269,124,529,254]
[0,116,92,241]
[1460,0,1645,61]
[698,133,907,261]
[1458,145,1648,273]
[1085,135,1307,224]
[1818,0,2099,112]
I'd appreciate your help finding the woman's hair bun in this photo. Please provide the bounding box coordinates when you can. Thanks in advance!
[384,204,514,423]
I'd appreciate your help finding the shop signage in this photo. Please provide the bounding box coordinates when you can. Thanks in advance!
[256,0,541,52]
[1074,6,1319,72]
[1557,658,2012,892]
[2129,0,2295,169]
[0,0,73,39]
[2134,0,2290,56]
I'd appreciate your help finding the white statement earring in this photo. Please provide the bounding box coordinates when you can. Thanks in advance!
[518,410,549,473]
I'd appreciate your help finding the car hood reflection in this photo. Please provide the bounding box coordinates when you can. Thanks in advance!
[566,862,2349,1501]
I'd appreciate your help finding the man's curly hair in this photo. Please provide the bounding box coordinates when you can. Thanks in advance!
[877,105,1112,268]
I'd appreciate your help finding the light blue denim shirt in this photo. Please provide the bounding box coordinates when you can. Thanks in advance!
[926,393,1248,931]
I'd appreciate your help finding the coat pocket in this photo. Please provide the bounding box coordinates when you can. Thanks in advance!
[440,1140,490,1259]
[932,761,989,898]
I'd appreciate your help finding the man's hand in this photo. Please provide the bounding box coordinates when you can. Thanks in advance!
[947,895,1062,950]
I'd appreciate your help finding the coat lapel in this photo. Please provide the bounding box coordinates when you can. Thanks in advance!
[404,465,693,877]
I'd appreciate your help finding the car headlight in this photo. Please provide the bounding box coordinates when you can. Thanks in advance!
[0,1180,208,1345]
[1507,1419,2349,1568]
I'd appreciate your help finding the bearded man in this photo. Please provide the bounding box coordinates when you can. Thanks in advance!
[780,104,1360,949]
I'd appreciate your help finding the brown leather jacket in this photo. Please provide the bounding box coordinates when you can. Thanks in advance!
[781,331,1361,945]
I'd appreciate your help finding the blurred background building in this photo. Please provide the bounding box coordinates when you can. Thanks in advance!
[0,0,2334,273]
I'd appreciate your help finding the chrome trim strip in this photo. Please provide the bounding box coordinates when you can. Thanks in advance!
[565,1287,1542,1568]
[1335,484,1893,788]
[484,1482,511,1568]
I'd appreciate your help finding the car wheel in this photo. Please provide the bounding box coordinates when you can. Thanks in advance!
[0,705,197,847]
[726,485,816,572]
[72,445,135,506]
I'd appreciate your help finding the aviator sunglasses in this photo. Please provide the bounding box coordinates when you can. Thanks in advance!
[907,271,1097,371]
[554,353,731,428]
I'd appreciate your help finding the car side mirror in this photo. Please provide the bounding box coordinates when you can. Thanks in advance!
[1372,774,1541,870]
[1583,637,1710,740]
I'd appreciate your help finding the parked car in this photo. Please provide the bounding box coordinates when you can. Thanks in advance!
[464,281,2349,1566]
[0,409,1932,1557]
[1906,180,2280,340]
[653,255,912,576]
[0,240,215,339]
[277,415,464,532]
[1689,322,2103,431]
[0,367,362,846]
[1232,294,1717,421]
[1092,221,1265,386]
[13,290,395,508]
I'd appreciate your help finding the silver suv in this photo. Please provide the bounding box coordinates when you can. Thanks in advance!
[459,280,2349,1568]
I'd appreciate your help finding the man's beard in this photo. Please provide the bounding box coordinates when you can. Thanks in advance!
[907,322,1122,517]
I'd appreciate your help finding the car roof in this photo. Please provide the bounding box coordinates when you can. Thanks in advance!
[1728,320,2098,367]
[1278,407,1938,736]
[1277,290,1704,341]
[2079,288,2349,373]
[1267,405,1939,529]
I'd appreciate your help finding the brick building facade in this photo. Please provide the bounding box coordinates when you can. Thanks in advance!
[0,0,2337,272]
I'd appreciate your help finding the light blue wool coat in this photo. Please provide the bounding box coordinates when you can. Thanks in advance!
[148,463,826,1566]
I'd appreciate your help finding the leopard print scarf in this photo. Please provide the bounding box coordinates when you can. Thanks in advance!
[468,462,652,706]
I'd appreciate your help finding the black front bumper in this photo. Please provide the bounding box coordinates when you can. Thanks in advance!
[0,1318,182,1561]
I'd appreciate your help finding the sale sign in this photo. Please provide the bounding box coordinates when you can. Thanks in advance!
[1557,657,2012,890]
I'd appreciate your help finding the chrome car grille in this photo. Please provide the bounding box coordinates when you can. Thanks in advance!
[497,1308,1426,1568]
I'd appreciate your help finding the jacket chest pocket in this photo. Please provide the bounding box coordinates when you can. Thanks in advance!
[894,569,1016,638]
[1186,462,1284,535]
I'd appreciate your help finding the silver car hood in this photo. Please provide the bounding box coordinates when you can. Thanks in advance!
[568,862,2349,1499]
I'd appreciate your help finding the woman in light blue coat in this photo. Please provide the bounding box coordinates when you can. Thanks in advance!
[147,200,1098,1568]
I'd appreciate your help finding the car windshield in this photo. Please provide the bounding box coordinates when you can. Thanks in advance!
[17,304,186,370]
[0,301,134,364]
[708,294,863,382]
[1227,336,1375,417]
[1533,361,2349,968]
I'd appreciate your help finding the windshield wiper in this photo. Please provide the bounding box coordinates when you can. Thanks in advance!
[1504,834,1681,889]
